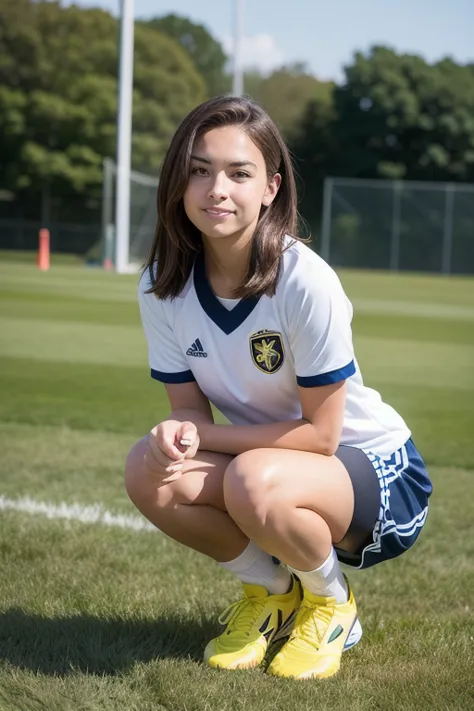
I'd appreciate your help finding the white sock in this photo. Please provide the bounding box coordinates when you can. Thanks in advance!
[288,547,348,603]
[218,540,292,595]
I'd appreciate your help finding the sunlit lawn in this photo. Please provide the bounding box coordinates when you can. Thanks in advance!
[0,258,473,711]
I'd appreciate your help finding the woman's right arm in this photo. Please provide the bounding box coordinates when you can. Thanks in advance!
[138,273,214,473]
[165,381,214,426]
[145,381,214,479]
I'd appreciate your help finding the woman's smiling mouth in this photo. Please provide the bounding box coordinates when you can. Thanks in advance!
[204,208,235,218]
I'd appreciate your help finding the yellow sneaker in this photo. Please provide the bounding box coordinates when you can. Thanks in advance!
[204,577,302,670]
[267,580,360,680]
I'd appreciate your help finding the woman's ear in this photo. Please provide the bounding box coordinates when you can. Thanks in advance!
[262,173,282,207]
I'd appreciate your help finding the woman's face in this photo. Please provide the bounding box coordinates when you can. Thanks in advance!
[183,125,281,242]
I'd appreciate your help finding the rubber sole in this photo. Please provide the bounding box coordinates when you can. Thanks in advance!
[344,617,362,650]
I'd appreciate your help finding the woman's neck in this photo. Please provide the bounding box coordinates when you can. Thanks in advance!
[202,234,252,298]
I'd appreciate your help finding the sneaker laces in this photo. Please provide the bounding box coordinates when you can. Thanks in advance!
[289,597,334,651]
[218,596,266,638]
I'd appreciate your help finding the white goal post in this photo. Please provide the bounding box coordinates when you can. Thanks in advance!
[102,157,158,273]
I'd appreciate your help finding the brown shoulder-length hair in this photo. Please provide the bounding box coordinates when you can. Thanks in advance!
[144,95,300,299]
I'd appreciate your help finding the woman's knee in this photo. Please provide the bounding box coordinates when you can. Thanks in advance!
[124,437,185,511]
[223,449,354,541]
[223,449,279,525]
[125,439,228,513]
[124,437,148,500]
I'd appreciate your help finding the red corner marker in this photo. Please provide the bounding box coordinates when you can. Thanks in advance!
[38,228,50,271]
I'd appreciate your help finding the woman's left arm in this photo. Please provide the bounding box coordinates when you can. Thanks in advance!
[197,380,346,457]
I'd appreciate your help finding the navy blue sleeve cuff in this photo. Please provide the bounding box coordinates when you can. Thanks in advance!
[151,369,196,384]
[296,360,356,387]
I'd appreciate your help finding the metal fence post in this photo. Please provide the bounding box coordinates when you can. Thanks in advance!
[442,183,455,275]
[389,180,402,271]
[320,177,333,262]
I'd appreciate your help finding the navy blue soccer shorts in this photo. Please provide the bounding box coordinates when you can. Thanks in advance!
[334,438,432,569]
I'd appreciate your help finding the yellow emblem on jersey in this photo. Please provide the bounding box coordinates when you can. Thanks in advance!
[249,330,285,374]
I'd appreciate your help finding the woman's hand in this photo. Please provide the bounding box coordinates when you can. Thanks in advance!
[144,420,200,481]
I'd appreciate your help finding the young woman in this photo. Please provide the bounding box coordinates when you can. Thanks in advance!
[125,95,432,680]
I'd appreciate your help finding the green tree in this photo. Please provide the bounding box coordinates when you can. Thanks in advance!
[333,46,474,182]
[242,71,265,104]
[0,0,205,220]
[289,83,337,242]
[293,47,474,243]
[144,14,230,97]
[245,63,333,141]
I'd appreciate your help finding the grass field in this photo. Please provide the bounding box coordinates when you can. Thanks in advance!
[0,256,473,711]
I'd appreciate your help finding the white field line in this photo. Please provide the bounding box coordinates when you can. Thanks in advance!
[0,495,156,532]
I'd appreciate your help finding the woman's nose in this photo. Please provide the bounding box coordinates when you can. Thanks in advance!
[208,174,229,201]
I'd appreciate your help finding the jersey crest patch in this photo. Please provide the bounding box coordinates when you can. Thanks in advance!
[249,330,285,374]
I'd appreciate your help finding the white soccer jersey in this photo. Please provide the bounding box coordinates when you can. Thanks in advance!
[138,239,410,457]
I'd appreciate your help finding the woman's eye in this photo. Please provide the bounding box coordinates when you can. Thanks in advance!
[191,167,208,176]
[234,171,250,179]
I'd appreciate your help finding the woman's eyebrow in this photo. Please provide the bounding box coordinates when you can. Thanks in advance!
[190,155,211,164]
[229,160,257,168]
[190,155,257,169]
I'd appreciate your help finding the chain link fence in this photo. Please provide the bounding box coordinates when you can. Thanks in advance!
[0,159,158,265]
[320,178,474,275]
[0,218,100,256]
[3,175,474,275]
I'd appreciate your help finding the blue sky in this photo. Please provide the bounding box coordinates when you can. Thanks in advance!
[71,0,474,81]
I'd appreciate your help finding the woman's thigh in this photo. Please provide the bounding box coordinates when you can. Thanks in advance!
[223,448,357,544]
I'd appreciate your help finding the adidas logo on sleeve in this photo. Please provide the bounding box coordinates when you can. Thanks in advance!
[186,338,208,358]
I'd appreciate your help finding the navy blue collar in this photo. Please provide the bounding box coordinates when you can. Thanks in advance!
[193,251,261,335]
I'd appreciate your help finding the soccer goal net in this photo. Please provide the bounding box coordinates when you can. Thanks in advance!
[101,158,158,272]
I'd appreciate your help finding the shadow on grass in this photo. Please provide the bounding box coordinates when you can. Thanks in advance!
[0,609,219,675]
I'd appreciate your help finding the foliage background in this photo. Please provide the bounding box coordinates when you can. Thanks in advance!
[1,0,474,239]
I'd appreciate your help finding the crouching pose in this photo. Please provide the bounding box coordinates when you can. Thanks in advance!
[125,95,432,680]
